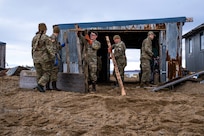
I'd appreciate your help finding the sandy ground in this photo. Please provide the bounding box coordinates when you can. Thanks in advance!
[0,76,204,136]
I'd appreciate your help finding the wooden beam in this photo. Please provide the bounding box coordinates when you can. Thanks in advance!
[106,36,126,96]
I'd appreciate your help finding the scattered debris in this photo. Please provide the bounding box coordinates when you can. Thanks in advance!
[6,66,29,76]
[152,70,204,92]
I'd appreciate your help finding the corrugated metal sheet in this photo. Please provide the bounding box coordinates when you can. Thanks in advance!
[6,66,29,76]
[165,22,183,81]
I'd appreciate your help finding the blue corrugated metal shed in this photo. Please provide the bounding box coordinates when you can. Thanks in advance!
[56,16,188,84]
[58,17,186,29]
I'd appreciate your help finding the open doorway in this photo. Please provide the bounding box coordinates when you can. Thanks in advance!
[109,49,141,82]
[95,30,159,83]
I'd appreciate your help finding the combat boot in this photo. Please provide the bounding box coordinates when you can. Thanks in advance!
[46,82,51,90]
[92,81,96,92]
[52,81,61,91]
[37,84,45,92]
[145,81,150,87]
[140,82,145,88]
[114,81,119,87]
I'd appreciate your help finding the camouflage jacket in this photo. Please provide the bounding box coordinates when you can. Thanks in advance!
[112,41,126,59]
[140,37,154,60]
[87,40,101,58]
[50,33,62,54]
[112,41,127,67]
[78,34,101,61]
[32,33,55,63]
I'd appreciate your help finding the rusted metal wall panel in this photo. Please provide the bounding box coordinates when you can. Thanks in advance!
[165,22,182,81]
[69,23,166,31]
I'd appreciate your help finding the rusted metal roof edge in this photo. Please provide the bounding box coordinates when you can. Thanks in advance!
[152,70,204,92]
[57,17,186,30]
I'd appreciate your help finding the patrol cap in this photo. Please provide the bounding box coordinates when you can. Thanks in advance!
[38,23,47,31]
[113,35,121,40]
[148,31,156,36]
[53,25,60,33]
[90,31,98,36]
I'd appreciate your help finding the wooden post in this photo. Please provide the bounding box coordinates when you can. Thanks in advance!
[63,31,70,73]
[74,24,83,74]
[105,36,126,96]
[75,24,89,93]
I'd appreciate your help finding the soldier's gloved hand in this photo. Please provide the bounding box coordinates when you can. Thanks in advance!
[108,47,112,53]
[85,34,90,41]
[85,34,92,44]
[54,57,58,66]
[61,43,65,47]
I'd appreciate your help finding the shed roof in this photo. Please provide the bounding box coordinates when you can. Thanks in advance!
[57,17,187,30]
[183,23,204,38]
[0,41,6,45]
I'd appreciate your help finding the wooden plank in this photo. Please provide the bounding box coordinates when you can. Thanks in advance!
[106,36,126,96]
[75,24,89,93]
[57,72,85,93]
[74,24,83,74]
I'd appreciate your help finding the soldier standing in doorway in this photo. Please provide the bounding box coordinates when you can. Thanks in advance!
[46,25,65,91]
[108,35,127,87]
[77,31,101,92]
[140,31,155,87]
[32,23,55,92]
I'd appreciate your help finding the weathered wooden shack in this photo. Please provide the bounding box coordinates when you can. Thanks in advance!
[0,41,6,68]
[183,23,204,72]
[54,17,190,92]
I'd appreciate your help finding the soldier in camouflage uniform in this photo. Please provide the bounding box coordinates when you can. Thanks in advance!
[32,23,55,92]
[78,31,101,92]
[109,35,127,86]
[140,31,155,87]
[46,25,65,91]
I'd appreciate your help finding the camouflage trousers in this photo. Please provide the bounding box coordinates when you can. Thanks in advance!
[34,61,53,86]
[140,59,151,83]
[113,57,127,82]
[50,66,59,82]
[88,62,97,82]
[88,64,97,82]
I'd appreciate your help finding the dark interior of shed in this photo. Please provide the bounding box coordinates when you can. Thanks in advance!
[92,30,160,82]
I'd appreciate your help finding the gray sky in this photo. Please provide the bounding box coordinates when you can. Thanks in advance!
[0,0,204,70]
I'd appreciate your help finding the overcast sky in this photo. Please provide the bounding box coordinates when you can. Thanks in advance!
[0,0,204,70]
